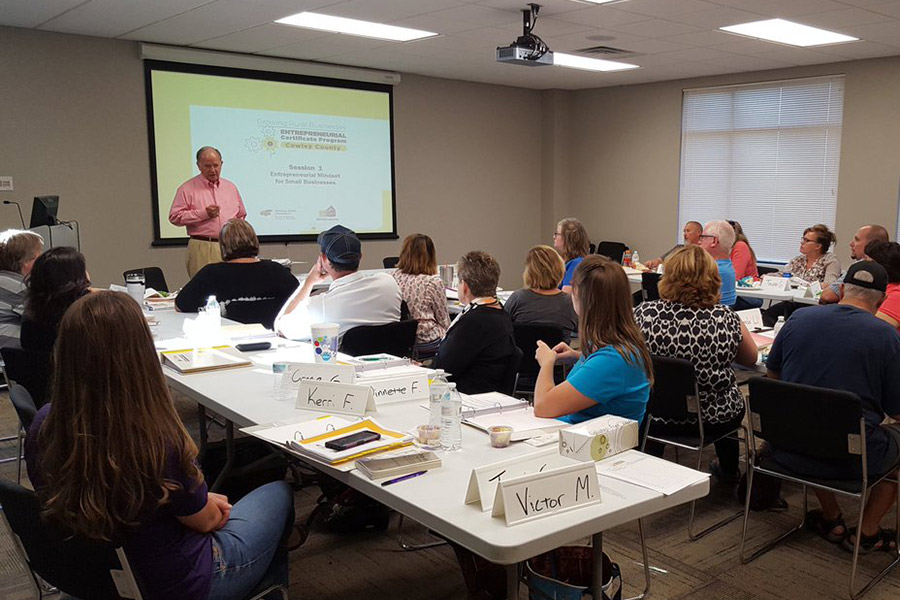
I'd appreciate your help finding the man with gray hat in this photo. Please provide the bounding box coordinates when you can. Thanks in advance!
[766,261,900,552]
[275,224,401,340]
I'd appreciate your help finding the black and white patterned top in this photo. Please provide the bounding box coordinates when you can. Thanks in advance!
[633,300,744,424]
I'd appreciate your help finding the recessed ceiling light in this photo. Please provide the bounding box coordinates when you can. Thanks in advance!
[276,12,439,42]
[553,52,639,72]
[720,18,858,47]
[578,0,622,4]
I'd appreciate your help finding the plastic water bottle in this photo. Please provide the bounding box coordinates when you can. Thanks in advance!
[429,370,449,427]
[773,316,786,337]
[204,295,221,330]
[632,249,640,267]
[440,383,463,452]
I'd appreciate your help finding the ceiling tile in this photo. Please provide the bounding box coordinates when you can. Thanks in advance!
[606,18,705,38]
[320,0,461,22]
[842,18,900,43]
[800,7,896,28]
[553,6,653,28]
[193,23,329,53]
[807,38,900,57]
[0,0,86,28]
[611,0,723,19]
[660,29,737,47]
[494,16,596,37]
[867,1,900,18]
[38,0,212,38]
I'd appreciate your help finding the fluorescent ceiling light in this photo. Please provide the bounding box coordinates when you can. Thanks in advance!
[720,18,858,47]
[553,52,639,72]
[276,12,438,42]
[578,0,622,4]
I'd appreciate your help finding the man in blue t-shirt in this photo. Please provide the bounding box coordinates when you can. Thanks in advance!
[699,220,736,307]
[766,261,900,551]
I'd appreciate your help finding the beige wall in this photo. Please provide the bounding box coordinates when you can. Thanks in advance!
[565,58,900,267]
[0,27,542,290]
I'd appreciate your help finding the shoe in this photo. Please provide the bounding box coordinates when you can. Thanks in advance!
[805,509,846,543]
[708,459,741,485]
[842,527,898,554]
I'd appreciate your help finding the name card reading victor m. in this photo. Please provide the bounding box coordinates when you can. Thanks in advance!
[465,447,571,512]
[490,461,601,526]
[295,380,375,416]
[281,363,355,395]
[761,275,791,293]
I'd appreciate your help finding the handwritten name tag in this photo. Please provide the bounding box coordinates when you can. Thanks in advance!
[281,363,355,396]
[805,281,823,298]
[491,461,601,526]
[296,380,375,416]
[761,275,791,292]
[364,375,429,405]
[465,448,570,512]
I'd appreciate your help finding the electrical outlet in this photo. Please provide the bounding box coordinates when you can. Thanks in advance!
[0,177,12,191]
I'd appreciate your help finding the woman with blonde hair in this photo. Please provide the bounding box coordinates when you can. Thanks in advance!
[505,245,577,342]
[633,245,757,483]
[553,217,590,293]
[26,291,294,600]
[176,219,298,328]
[533,255,652,424]
[392,233,450,358]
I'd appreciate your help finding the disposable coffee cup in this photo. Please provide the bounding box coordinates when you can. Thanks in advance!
[310,323,340,363]
[125,273,145,307]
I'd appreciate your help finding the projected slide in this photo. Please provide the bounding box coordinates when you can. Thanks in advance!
[146,62,396,243]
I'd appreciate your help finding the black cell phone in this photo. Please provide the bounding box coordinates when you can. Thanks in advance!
[324,430,381,451]
[235,342,272,352]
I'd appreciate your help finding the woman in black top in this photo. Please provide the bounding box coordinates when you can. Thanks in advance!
[176,220,299,329]
[435,251,515,394]
[21,246,91,353]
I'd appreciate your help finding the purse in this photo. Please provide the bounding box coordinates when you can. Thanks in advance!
[525,545,622,600]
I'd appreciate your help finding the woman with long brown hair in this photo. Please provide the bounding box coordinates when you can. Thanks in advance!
[392,233,450,358]
[553,217,591,293]
[25,291,293,600]
[533,255,652,424]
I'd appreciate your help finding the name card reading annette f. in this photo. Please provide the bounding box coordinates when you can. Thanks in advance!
[363,374,429,405]
[761,275,791,292]
[295,380,375,416]
[490,461,601,526]
[465,447,570,512]
[281,363,355,394]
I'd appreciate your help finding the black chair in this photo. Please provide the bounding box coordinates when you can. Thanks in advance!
[596,241,628,264]
[641,272,661,302]
[589,243,597,254]
[340,320,418,358]
[4,383,37,484]
[382,256,400,269]
[640,355,745,540]
[123,267,168,293]
[223,299,284,330]
[740,378,900,599]
[757,265,780,276]
[498,345,524,396]
[1,347,50,409]
[512,323,565,394]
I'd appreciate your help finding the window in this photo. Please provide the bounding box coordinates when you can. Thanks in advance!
[678,76,844,262]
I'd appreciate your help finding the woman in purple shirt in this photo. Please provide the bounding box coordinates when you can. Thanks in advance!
[25,291,293,600]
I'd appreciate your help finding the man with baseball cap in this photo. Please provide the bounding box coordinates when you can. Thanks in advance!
[275,224,401,340]
[766,261,900,552]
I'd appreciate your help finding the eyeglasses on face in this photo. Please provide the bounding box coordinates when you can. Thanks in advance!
[553,232,562,238]
[699,234,717,240]
[801,237,818,244]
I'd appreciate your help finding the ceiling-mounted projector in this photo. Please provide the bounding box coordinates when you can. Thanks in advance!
[496,3,554,67]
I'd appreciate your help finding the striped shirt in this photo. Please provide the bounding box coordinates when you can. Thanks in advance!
[0,270,26,349]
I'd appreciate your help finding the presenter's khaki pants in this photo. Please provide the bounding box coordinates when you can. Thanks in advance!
[186,238,222,278]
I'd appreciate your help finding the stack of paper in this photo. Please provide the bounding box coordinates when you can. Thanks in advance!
[356,450,441,480]
[160,346,251,374]
[595,450,709,495]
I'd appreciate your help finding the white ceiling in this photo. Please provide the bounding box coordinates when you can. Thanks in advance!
[6,0,900,89]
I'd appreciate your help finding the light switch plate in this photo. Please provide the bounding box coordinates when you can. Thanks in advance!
[0,177,13,191]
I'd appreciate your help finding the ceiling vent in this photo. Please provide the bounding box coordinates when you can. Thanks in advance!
[576,45,636,57]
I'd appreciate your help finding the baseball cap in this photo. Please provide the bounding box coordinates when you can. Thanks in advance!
[844,260,887,292]
[317,225,361,267]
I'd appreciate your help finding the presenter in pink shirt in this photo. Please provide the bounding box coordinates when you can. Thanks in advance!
[169,146,247,277]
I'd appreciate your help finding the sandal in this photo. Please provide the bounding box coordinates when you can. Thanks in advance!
[805,509,846,543]
[842,527,899,554]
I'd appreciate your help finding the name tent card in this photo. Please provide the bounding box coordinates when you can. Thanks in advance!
[490,462,601,526]
[761,275,791,292]
[282,363,355,395]
[296,380,375,416]
[364,374,429,405]
[804,281,823,298]
[465,447,571,512]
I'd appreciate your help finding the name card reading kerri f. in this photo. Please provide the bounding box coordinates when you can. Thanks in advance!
[296,380,375,416]
[490,461,601,526]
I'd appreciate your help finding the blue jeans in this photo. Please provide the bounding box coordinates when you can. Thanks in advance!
[206,480,294,600]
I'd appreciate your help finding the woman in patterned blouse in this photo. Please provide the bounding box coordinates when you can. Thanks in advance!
[392,234,450,359]
[633,245,758,483]
[779,223,842,285]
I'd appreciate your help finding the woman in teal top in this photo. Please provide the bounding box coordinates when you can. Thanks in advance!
[533,255,653,424]
[553,217,590,294]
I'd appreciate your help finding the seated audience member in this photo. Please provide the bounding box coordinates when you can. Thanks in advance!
[0,229,43,348]
[645,221,702,270]
[505,245,578,342]
[820,224,889,304]
[434,251,516,394]
[634,246,757,482]
[26,292,294,600]
[865,240,900,330]
[391,233,450,358]
[698,220,737,307]
[21,247,90,353]
[766,261,900,552]
[553,217,590,293]
[728,220,758,279]
[175,219,298,329]
[779,223,841,284]
[275,224,401,340]
[533,255,652,424]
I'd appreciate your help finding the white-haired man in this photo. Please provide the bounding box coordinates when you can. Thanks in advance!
[698,220,736,307]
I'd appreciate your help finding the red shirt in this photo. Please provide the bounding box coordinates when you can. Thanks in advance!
[169,175,246,238]
[730,241,758,279]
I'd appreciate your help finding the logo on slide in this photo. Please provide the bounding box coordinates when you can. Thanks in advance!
[245,135,278,156]
[319,206,337,218]
[259,210,273,217]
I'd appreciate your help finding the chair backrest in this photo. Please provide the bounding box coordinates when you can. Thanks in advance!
[222,298,283,330]
[747,377,864,461]
[382,256,400,269]
[339,320,418,357]
[0,480,141,599]
[757,265,780,276]
[641,272,661,302]
[512,323,565,379]
[499,345,524,396]
[596,241,627,264]
[400,299,411,321]
[646,355,700,422]
[123,267,168,293]
[589,243,596,254]
[1,347,51,409]
[8,382,37,430]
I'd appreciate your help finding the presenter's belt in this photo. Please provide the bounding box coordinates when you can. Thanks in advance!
[190,235,219,242]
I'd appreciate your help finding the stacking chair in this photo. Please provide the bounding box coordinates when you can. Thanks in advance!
[757,265,780,276]
[0,480,290,600]
[123,267,169,293]
[740,377,900,599]
[596,241,628,264]
[641,272,661,302]
[499,346,524,396]
[511,323,565,394]
[382,256,400,269]
[339,319,418,358]
[640,355,745,540]
[3,384,37,483]
[0,347,50,409]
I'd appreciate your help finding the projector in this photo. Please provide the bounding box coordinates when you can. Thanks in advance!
[496,44,554,66]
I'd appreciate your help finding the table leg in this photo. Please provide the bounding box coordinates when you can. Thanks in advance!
[197,404,208,461]
[210,420,234,493]
[506,563,519,599]
[592,531,604,598]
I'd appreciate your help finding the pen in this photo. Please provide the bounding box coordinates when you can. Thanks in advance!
[381,470,427,486]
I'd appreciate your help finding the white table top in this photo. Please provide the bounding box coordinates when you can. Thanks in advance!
[625,272,819,305]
